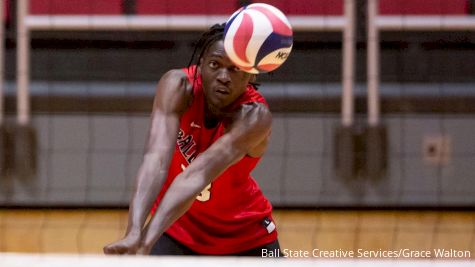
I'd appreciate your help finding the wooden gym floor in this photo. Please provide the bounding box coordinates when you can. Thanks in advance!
[0,209,474,259]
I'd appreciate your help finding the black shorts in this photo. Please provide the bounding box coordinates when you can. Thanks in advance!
[150,233,284,257]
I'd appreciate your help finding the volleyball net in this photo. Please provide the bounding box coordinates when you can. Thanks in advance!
[2,0,473,208]
[1,253,474,267]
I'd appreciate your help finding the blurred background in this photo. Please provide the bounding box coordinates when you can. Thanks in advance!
[0,0,474,259]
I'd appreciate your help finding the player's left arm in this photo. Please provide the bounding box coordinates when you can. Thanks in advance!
[138,102,271,254]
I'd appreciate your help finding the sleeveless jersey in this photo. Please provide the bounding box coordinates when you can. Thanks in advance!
[151,66,277,254]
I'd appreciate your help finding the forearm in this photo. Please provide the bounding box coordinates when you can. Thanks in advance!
[125,110,181,235]
[140,171,208,248]
[126,153,172,234]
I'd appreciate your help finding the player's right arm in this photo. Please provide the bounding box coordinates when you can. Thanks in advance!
[103,69,191,255]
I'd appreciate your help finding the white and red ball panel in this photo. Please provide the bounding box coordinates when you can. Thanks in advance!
[224,3,293,74]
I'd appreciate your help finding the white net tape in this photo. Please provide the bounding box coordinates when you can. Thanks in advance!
[0,253,474,267]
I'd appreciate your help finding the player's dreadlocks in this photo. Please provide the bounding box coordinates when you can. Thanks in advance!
[187,23,226,88]
[187,23,260,90]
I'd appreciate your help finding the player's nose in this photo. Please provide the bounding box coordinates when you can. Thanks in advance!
[216,68,231,85]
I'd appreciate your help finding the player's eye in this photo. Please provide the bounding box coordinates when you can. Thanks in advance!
[232,66,241,72]
[208,61,218,69]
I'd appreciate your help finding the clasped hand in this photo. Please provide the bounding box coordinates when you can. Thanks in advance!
[103,232,152,255]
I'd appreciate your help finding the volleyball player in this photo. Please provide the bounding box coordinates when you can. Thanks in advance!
[103,23,282,256]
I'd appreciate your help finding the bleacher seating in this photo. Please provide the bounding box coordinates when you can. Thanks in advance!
[258,0,343,15]
[136,0,344,15]
[30,0,122,15]
[135,0,238,15]
[379,0,468,15]
[27,0,345,16]
[6,0,467,18]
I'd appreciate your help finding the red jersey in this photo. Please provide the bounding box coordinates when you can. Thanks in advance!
[151,66,277,254]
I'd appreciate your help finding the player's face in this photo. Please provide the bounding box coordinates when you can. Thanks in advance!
[200,40,253,113]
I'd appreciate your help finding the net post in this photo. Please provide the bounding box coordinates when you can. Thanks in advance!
[14,0,37,178]
[17,0,30,126]
[342,0,355,128]
[334,0,357,180]
[365,0,387,180]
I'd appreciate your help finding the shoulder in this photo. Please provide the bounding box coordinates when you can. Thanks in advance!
[153,68,193,114]
[157,69,190,94]
[161,68,188,81]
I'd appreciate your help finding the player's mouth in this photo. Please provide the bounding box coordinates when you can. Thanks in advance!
[215,87,230,96]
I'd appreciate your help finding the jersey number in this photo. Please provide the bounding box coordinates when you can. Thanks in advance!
[181,164,211,202]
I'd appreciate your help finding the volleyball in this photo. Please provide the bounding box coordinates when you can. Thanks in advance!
[223,3,293,74]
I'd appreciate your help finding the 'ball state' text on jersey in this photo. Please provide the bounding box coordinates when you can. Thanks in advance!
[177,128,198,164]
